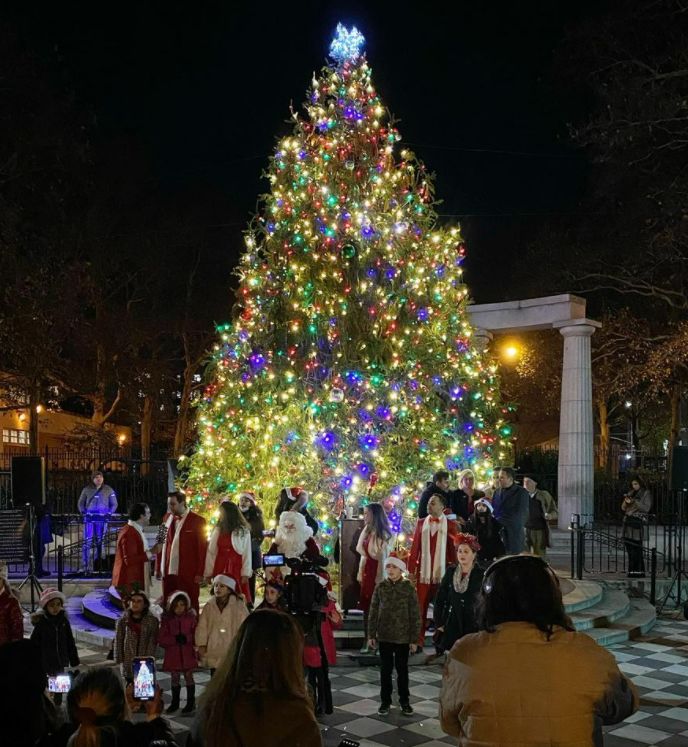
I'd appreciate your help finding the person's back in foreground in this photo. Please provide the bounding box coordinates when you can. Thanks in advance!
[188,608,322,747]
[439,554,638,747]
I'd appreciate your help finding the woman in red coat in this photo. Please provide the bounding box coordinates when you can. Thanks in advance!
[0,564,23,646]
[204,500,252,602]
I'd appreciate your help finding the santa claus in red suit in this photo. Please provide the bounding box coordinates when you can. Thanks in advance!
[267,511,326,577]
[408,492,458,646]
[112,502,159,598]
[158,491,207,611]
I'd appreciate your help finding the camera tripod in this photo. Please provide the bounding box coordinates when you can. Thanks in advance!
[17,503,44,612]
[658,490,688,615]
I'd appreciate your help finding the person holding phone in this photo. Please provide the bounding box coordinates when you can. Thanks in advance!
[47,667,175,747]
[30,588,80,705]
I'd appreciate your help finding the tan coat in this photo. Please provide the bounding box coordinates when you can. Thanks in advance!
[440,621,638,747]
[195,596,249,669]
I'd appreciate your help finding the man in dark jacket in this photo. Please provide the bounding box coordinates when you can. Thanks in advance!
[492,467,529,554]
[418,471,451,518]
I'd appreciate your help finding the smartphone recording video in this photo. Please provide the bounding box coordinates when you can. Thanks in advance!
[47,673,72,693]
[132,656,156,701]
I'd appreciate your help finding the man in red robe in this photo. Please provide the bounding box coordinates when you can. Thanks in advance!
[112,502,159,599]
[158,491,207,611]
[408,493,458,647]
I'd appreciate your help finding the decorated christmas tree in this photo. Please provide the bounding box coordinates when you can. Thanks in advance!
[184,25,512,553]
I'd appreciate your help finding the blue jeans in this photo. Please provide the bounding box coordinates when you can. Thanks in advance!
[83,519,107,569]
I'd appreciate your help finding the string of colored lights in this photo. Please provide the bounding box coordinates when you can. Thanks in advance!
[183,25,513,554]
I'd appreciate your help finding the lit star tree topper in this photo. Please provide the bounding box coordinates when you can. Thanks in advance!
[329,23,366,65]
[184,24,512,554]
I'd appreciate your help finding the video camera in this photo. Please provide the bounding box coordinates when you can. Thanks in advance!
[263,553,329,616]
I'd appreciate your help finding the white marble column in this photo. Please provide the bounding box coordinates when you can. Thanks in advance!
[554,319,601,529]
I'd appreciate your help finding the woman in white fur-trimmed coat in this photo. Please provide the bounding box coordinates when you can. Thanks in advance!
[204,500,253,603]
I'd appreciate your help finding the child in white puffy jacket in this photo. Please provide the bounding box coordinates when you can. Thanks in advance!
[195,574,248,674]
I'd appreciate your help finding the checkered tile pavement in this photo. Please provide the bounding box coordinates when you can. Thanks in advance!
[73,615,688,747]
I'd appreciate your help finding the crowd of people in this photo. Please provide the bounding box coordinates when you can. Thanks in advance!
[0,469,647,747]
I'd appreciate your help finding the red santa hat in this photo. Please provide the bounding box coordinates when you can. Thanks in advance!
[237,491,257,505]
[283,486,308,507]
[166,590,192,612]
[212,574,237,592]
[385,552,407,573]
[39,588,66,609]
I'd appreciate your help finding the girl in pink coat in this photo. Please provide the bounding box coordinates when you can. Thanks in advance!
[159,590,198,715]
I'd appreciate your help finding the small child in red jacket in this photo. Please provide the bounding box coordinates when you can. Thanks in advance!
[303,572,342,715]
[0,563,23,646]
[159,590,198,715]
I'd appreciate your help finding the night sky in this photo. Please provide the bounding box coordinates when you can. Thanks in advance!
[5,0,606,305]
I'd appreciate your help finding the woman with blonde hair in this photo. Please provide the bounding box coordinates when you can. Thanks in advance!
[456,469,486,516]
[189,610,322,747]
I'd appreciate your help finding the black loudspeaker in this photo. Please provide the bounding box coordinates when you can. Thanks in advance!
[11,456,46,507]
[671,446,688,491]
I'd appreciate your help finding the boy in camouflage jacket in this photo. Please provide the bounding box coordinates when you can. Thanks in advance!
[368,553,421,716]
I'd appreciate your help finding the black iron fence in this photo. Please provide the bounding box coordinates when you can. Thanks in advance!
[0,448,171,517]
[4,511,128,580]
[567,512,687,605]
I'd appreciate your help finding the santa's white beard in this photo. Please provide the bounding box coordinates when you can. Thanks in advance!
[275,529,310,560]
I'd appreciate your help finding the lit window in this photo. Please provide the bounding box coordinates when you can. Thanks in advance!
[2,428,30,445]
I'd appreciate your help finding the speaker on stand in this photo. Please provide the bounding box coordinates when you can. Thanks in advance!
[11,456,46,611]
[659,446,688,615]
[10,456,46,508]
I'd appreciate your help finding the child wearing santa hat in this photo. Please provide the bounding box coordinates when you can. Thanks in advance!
[195,574,249,676]
[159,590,198,714]
[367,553,421,717]
[30,588,80,705]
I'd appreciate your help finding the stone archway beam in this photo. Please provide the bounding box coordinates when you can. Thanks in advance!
[468,293,588,334]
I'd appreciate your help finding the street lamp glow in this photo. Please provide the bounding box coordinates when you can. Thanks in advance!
[502,344,520,361]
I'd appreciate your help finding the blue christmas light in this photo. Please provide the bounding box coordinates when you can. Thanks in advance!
[359,434,380,451]
[316,431,337,451]
[329,23,365,64]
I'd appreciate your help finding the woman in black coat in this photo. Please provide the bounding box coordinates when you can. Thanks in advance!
[433,534,484,654]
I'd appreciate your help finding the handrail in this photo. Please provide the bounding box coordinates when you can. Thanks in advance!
[569,513,666,606]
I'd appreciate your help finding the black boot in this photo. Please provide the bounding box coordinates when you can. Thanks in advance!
[181,685,195,714]
[166,685,181,713]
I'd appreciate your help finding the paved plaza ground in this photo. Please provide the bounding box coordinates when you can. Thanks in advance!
[70,613,688,747]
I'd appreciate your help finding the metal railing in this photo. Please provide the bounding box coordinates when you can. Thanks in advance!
[568,513,674,605]
[6,513,127,580]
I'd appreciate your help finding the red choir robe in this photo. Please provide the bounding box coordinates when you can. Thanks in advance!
[159,510,207,611]
[408,515,458,646]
